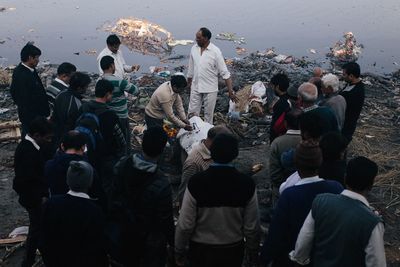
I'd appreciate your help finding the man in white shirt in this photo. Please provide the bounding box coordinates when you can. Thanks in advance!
[187,27,238,124]
[97,34,139,79]
[290,156,386,267]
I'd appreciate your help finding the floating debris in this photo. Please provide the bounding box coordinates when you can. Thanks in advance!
[84,49,97,56]
[216,32,246,45]
[309,48,317,54]
[0,6,16,12]
[103,18,193,57]
[327,32,362,62]
[236,47,247,55]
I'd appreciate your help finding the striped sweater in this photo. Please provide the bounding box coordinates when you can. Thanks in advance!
[103,74,139,118]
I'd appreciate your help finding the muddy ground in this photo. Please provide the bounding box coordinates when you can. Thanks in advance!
[1,54,400,266]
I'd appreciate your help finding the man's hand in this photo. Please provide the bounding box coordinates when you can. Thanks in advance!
[184,124,193,131]
[131,64,140,72]
[182,119,190,125]
[229,91,239,103]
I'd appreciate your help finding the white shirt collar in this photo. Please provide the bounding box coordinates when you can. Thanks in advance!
[295,175,323,186]
[286,129,301,135]
[55,78,69,88]
[25,134,40,150]
[341,189,370,207]
[21,62,34,72]
[67,190,90,199]
[303,104,319,112]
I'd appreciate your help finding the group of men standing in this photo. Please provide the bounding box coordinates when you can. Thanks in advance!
[8,24,386,267]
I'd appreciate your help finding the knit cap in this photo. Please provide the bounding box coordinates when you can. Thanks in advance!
[66,161,93,193]
[294,140,322,171]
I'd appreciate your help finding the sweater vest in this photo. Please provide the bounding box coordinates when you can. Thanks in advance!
[312,193,381,267]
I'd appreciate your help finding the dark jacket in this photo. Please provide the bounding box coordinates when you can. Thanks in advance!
[13,139,49,208]
[10,63,50,126]
[79,100,126,165]
[111,153,174,266]
[306,106,339,134]
[318,160,346,186]
[270,94,291,142]
[46,79,69,111]
[40,194,109,267]
[52,89,83,144]
[339,81,365,141]
[44,152,107,209]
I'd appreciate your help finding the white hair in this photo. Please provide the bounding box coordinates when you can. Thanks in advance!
[322,73,340,92]
[298,82,318,103]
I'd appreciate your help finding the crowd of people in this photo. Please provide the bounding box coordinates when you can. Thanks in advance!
[9,26,386,267]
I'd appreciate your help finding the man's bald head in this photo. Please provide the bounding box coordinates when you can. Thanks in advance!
[298,82,318,104]
[313,67,323,78]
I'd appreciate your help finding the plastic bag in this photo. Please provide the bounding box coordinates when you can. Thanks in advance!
[177,116,213,154]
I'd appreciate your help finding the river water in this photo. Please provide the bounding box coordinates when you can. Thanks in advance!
[0,0,399,75]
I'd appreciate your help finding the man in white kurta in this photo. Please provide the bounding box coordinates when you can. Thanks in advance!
[97,34,139,79]
[187,27,237,124]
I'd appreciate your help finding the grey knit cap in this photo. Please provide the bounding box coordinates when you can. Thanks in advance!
[66,161,93,193]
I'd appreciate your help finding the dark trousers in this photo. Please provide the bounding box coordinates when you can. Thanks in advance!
[22,205,42,267]
[189,240,244,267]
[119,117,131,154]
[145,113,163,128]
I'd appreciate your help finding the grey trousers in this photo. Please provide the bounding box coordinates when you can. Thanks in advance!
[188,90,218,124]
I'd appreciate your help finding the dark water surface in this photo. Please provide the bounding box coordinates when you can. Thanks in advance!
[0,0,399,75]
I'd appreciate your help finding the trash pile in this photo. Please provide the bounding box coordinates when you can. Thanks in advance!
[327,32,363,62]
[103,18,193,56]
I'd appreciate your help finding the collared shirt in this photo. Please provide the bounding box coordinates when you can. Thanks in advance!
[303,104,319,113]
[294,175,323,186]
[97,47,132,79]
[21,62,34,72]
[145,81,186,128]
[67,190,90,199]
[289,189,386,267]
[280,173,323,194]
[25,134,40,150]
[187,43,230,93]
[286,129,301,135]
[54,78,69,88]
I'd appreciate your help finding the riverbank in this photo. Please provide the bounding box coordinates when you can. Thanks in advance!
[1,53,400,265]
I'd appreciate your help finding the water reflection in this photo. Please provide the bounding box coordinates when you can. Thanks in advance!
[0,0,399,74]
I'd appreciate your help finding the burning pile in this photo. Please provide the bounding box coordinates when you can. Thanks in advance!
[328,32,363,62]
[103,18,193,56]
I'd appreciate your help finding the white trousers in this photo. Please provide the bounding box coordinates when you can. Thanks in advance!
[188,90,218,124]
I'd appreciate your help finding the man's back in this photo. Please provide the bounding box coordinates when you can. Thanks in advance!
[13,139,47,208]
[269,131,301,184]
[112,153,174,266]
[307,106,338,134]
[46,80,69,111]
[40,194,108,267]
[181,165,258,245]
[312,193,382,267]
[53,89,82,142]
[321,94,346,130]
[80,100,125,161]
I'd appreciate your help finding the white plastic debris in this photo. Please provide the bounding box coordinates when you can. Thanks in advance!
[177,116,213,154]
[9,226,29,238]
